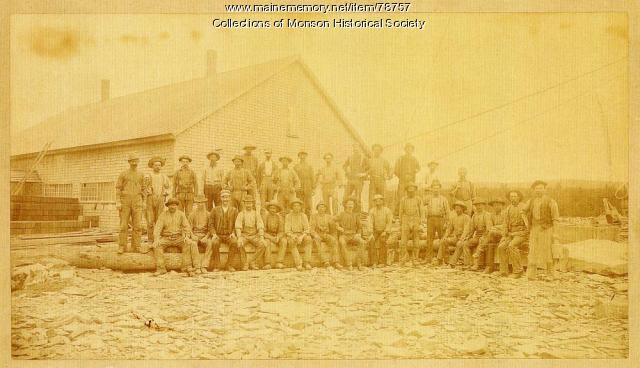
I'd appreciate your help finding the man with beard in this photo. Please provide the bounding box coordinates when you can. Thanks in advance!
[208,190,238,272]
[294,150,315,217]
[188,194,212,274]
[316,153,344,215]
[473,198,506,273]
[257,149,277,206]
[145,156,170,244]
[497,190,529,278]
[523,180,559,281]
[173,155,198,217]
[366,144,391,209]
[393,143,420,209]
[234,195,267,271]
[202,150,224,210]
[224,156,256,210]
[116,153,146,253]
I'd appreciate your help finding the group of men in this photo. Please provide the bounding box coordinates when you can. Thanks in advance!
[116,142,559,280]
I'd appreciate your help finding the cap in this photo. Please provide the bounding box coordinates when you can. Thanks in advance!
[166,198,180,207]
[323,153,334,159]
[405,182,418,191]
[220,189,231,197]
[373,194,384,201]
[453,200,467,210]
[148,156,165,168]
[371,143,383,151]
[178,155,192,163]
[232,155,244,163]
[243,195,255,202]
[206,151,221,160]
[243,145,257,151]
[127,153,140,162]
[279,156,293,163]
[473,197,487,205]
[316,202,327,210]
[265,201,282,211]
[489,198,506,205]
[290,198,304,207]
[531,180,548,189]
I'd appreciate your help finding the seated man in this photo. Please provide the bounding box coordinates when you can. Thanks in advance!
[497,190,529,278]
[150,198,199,277]
[398,182,424,267]
[310,202,341,269]
[261,201,285,270]
[432,201,470,267]
[335,197,367,271]
[208,189,238,272]
[461,198,491,270]
[475,198,505,273]
[281,198,313,270]
[234,195,267,271]
[385,217,401,265]
[368,194,393,268]
[188,194,212,274]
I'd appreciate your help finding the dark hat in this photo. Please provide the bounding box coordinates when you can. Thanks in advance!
[323,153,334,159]
[127,153,140,162]
[531,180,548,189]
[206,151,221,160]
[489,198,506,205]
[430,180,442,189]
[243,195,255,202]
[194,194,207,203]
[243,145,257,151]
[373,194,384,201]
[232,155,244,163]
[220,189,231,197]
[405,182,418,191]
[316,202,327,210]
[148,156,166,168]
[506,190,524,201]
[405,143,415,150]
[166,198,180,207]
[264,149,273,154]
[371,143,383,151]
[453,200,467,210]
[473,197,487,205]
[298,150,308,157]
[279,156,293,163]
[178,155,192,162]
[265,201,282,212]
[428,160,439,167]
[290,198,304,207]
[343,197,357,205]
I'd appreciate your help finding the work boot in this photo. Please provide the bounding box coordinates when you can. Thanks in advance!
[228,267,236,272]
[499,272,509,277]
[357,265,365,271]
[153,268,167,276]
[262,264,272,270]
[200,268,208,274]
[431,259,441,266]
[323,262,331,268]
[304,263,313,270]
[276,263,285,269]
[250,264,259,270]
[334,263,344,270]
[347,265,354,271]
[470,263,480,271]
[212,268,220,272]
[296,265,303,271]
[509,272,522,279]
[195,268,203,275]
[118,246,125,254]
[241,265,249,271]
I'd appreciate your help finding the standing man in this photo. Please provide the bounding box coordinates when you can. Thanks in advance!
[461,198,492,270]
[173,155,198,217]
[202,150,224,210]
[275,156,301,212]
[224,156,256,210]
[234,195,267,271]
[398,182,423,266]
[146,156,170,244]
[476,198,506,273]
[208,190,238,272]
[262,201,285,270]
[294,150,315,217]
[335,197,367,271]
[394,143,420,211]
[257,149,277,206]
[310,202,341,269]
[424,180,450,264]
[316,153,344,215]
[367,144,392,209]
[149,198,199,277]
[241,145,259,196]
[497,190,529,278]
[451,167,476,215]
[116,153,146,254]
[368,194,393,268]
[188,194,212,274]
[282,199,313,270]
[343,143,368,208]
[432,201,471,266]
[524,180,560,281]
[423,161,440,199]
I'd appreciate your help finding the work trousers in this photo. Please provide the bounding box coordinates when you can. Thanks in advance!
[229,189,245,210]
[436,236,460,262]
[176,192,194,217]
[400,216,421,264]
[339,234,366,267]
[321,183,339,215]
[193,233,213,269]
[344,178,364,206]
[461,233,486,266]
[204,184,222,210]
[277,188,297,213]
[369,230,388,266]
[145,194,165,243]
[211,234,236,270]
[474,232,502,270]
[119,194,143,252]
[259,177,277,206]
[312,233,338,265]
[368,176,386,208]
[152,235,198,272]
[497,232,528,274]
[297,188,314,217]
[239,234,268,268]
[280,234,313,267]
[425,216,444,263]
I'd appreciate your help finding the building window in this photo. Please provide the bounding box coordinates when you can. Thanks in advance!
[42,183,73,198]
[81,182,116,202]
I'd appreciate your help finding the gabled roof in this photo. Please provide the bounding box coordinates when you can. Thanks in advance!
[11,56,307,157]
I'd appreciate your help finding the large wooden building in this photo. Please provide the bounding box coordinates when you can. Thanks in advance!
[11,52,369,229]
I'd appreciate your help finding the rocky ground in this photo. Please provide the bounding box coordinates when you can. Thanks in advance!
[11,259,629,360]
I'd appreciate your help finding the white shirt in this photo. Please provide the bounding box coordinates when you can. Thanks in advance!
[264,160,274,176]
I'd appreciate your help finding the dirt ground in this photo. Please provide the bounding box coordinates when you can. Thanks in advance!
[11,259,629,359]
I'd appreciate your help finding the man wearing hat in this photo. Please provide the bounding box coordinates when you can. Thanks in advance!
[433,200,471,266]
[316,153,343,215]
[208,189,238,271]
[335,197,367,271]
[398,182,424,266]
[224,156,256,210]
[366,143,391,209]
[451,167,476,215]
[146,156,170,243]
[294,150,316,217]
[393,143,420,207]
[423,160,440,199]
[275,156,301,212]
[261,201,285,270]
[368,194,393,268]
[282,198,313,270]
[424,180,450,264]
[257,149,278,206]
[116,153,146,253]
[459,198,492,270]
[150,198,199,276]
[522,180,559,281]
[188,194,212,273]
[477,198,506,273]
[173,155,198,217]
[202,150,224,210]
[343,143,369,208]
[241,145,259,179]
[497,190,529,278]
[310,202,341,269]
[234,195,267,271]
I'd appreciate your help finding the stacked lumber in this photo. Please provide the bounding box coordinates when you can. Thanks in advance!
[11,196,81,221]
[11,229,117,250]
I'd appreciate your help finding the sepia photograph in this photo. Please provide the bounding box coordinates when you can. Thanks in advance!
[3,1,636,364]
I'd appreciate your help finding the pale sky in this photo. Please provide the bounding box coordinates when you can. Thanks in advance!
[10,13,628,182]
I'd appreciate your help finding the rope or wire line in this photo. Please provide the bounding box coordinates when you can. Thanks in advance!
[383,56,628,149]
